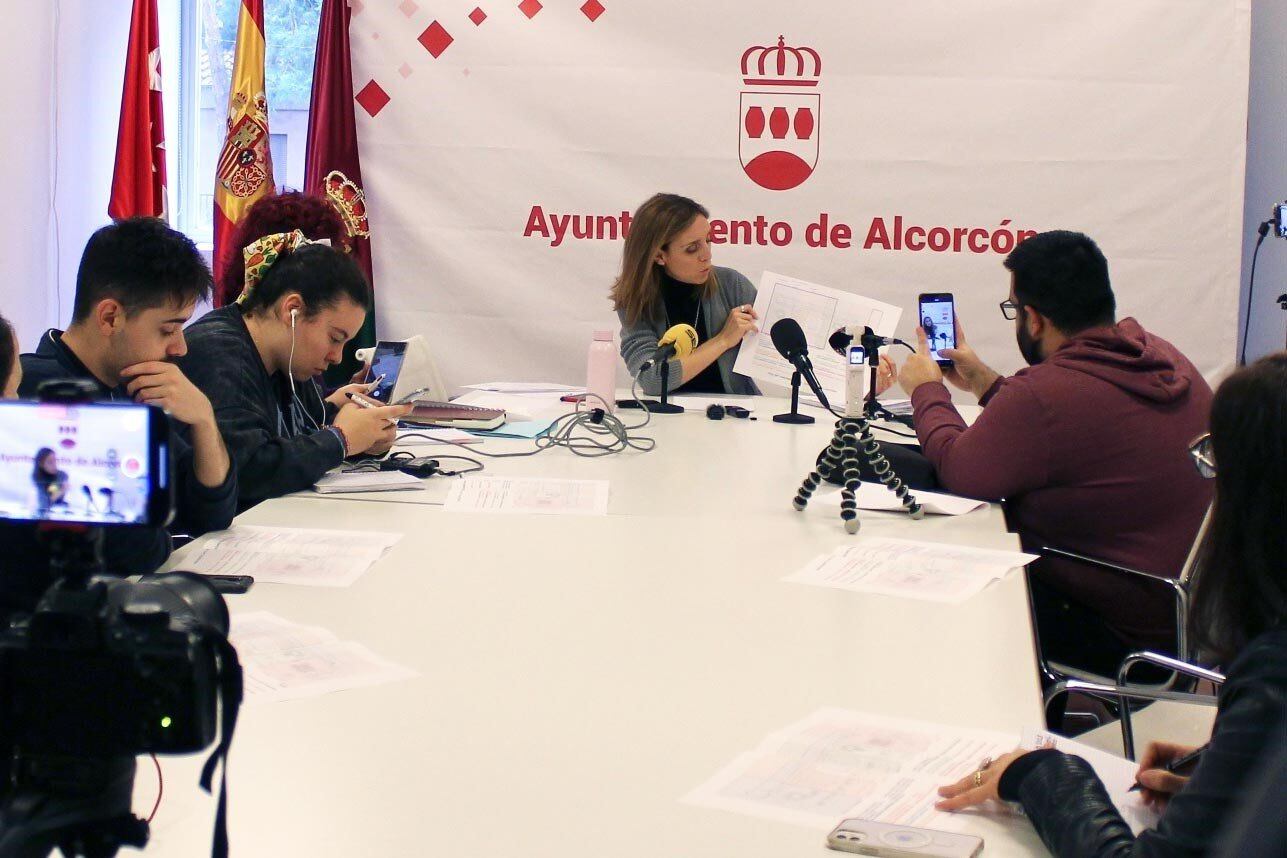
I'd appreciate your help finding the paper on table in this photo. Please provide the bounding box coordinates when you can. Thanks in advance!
[178,525,402,587]
[461,381,585,394]
[1020,728,1162,835]
[732,271,902,404]
[313,470,425,494]
[685,708,1019,833]
[229,611,417,705]
[395,427,482,446]
[444,476,610,516]
[813,483,988,516]
[783,537,1036,603]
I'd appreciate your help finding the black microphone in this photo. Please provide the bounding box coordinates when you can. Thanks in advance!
[770,318,831,409]
[828,327,853,356]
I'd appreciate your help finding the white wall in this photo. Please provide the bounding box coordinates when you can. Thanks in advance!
[0,3,55,350]
[1239,0,1287,360]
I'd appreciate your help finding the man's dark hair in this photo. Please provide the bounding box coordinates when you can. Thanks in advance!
[1188,353,1287,664]
[1003,230,1115,333]
[238,243,371,318]
[72,217,212,323]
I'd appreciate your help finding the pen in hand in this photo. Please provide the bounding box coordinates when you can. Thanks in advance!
[1128,743,1208,792]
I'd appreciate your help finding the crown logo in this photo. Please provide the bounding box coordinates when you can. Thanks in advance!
[740,35,821,87]
[323,170,371,239]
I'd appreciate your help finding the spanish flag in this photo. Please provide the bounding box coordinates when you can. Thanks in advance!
[212,0,274,296]
[108,0,167,220]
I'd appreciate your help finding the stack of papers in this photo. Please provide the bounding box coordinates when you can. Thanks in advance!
[784,537,1037,603]
[686,708,1159,835]
[230,611,417,705]
[453,389,570,423]
[178,525,402,587]
[814,482,987,516]
[462,382,584,394]
[444,476,610,516]
[313,470,425,494]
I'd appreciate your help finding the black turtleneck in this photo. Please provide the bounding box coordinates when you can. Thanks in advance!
[658,271,724,393]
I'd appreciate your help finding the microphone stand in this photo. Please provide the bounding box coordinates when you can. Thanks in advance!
[773,369,815,424]
[648,359,684,414]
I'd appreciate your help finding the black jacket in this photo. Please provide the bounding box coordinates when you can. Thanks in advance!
[2,330,237,614]
[177,305,344,513]
[1000,627,1287,857]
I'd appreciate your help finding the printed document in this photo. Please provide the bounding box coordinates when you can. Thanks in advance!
[461,381,585,394]
[685,709,1017,831]
[230,611,417,705]
[178,525,402,587]
[784,537,1037,603]
[732,271,902,403]
[313,470,425,494]
[444,476,610,516]
[813,483,988,516]
[687,709,1158,837]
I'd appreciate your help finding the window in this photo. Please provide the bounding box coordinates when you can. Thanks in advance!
[166,0,323,246]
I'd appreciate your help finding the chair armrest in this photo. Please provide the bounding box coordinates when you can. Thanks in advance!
[1037,546,1175,586]
[1117,651,1224,687]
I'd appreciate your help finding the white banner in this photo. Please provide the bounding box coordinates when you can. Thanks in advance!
[349,0,1250,391]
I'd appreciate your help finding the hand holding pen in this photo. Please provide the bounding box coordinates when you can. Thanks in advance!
[1129,741,1207,809]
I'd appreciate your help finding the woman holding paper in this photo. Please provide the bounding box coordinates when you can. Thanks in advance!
[934,353,1287,856]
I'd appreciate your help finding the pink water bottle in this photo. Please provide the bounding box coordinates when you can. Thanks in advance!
[586,330,617,413]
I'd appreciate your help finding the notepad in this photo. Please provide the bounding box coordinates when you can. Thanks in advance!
[400,399,506,430]
[313,470,425,494]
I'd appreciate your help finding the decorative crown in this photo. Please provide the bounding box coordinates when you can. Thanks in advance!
[323,170,371,239]
[740,35,821,87]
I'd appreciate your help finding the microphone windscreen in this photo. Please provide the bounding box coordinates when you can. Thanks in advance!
[770,318,808,359]
[658,324,699,359]
[828,327,852,356]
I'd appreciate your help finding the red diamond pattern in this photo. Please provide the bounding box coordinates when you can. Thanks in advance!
[518,0,542,19]
[418,21,453,58]
[580,0,604,21]
[355,80,390,117]
[469,7,487,25]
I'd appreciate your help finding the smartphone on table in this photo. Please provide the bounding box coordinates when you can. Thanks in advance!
[826,818,982,857]
[917,293,956,367]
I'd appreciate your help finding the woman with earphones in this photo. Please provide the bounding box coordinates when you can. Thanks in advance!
[180,232,411,512]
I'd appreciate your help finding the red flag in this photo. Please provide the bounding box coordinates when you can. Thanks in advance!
[108,0,167,220]
[305,0,376,382]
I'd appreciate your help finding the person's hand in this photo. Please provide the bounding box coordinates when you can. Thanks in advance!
[348,361,372,386]
[717,304,759,350]
[875,353,896,396]
[1135,741,1199,810]
[121,361,216,427]
[938,317,999,400]
[897,327,945,394]
[326,381,379,410]
[331,402,413,456]
[935,747,1040,812]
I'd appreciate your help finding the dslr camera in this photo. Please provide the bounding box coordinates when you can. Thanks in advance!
[0,380,241,858]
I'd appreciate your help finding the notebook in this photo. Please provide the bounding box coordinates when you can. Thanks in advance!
[400,399,506,431]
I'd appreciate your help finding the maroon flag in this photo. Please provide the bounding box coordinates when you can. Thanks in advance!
[305,0,375,381]
[108,0,167,219]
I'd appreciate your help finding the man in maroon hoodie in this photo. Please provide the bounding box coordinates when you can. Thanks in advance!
[898,230,1213,677]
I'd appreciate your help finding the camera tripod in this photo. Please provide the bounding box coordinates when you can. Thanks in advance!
[791,332,924,533]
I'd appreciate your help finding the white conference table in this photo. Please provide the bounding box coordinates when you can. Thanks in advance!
[142,396,1049,856]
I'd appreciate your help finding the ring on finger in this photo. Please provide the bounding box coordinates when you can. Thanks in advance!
[973,770,984,788]
[980,756,993,770]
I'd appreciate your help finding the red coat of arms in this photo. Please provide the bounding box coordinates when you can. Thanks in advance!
[739,36,821,191]
[217,92,273,199]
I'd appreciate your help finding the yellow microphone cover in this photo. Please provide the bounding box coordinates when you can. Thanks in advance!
[658,324,699,359]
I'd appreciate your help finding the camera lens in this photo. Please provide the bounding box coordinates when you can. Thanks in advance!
[114,572,230,635]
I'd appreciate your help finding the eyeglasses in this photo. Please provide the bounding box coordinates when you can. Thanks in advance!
[999,300,1021,321]
[1189,432,1216,479]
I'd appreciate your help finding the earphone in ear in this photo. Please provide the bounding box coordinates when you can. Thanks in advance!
[290,308,299,328]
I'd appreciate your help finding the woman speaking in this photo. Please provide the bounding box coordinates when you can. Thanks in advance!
[612,194,760,396]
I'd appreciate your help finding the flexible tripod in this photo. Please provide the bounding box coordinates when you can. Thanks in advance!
[791,331,924,533]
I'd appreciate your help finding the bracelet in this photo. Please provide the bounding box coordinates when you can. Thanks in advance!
[328,425,351,457]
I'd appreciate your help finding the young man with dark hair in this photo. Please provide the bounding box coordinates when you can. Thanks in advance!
[9,218,236,602]
[897,230,1213,675]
